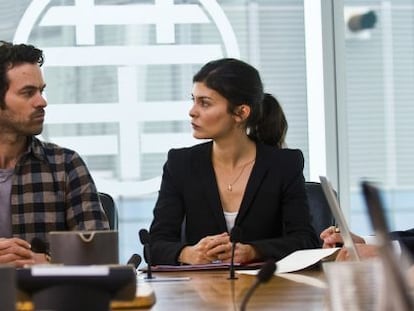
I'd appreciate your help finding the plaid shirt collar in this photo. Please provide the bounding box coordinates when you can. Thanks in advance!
[24,136,48,163]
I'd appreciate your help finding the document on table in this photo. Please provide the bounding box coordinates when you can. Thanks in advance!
[275,248,340,273]
[238,247,340,275]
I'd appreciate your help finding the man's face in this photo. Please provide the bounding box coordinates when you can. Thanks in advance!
[0,63,47,137]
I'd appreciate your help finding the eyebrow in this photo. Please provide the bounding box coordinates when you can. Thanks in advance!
[192,94,213,100]
[18,83,46,93]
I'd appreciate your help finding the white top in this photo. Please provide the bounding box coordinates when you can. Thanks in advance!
[223,211,237,232]
[362,235,401,254]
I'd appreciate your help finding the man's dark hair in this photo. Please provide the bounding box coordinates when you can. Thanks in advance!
[0,41,44,109]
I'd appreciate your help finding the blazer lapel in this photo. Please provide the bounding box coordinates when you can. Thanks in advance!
[191,142,227,231]
[236,143,271,224]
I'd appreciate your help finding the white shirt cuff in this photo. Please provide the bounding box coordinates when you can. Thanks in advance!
[362,235,402,255]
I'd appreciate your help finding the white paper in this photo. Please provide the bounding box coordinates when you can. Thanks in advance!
[237,247,340,276]
[275,248,340,273]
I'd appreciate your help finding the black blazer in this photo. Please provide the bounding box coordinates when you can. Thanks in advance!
[149,141,319,265]
[390,229,414,257]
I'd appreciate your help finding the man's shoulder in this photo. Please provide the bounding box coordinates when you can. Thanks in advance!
[31,137,79,162]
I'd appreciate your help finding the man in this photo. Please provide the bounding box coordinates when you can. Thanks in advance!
[0,41,109,267]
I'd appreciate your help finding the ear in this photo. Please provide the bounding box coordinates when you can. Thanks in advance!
[234,104,251,122]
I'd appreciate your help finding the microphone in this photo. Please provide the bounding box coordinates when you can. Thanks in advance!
[30,237,48,253]
[138,229,153,279]
[126,253,142,272]
[137,229,191,283]
[228,226,242,280]
[31,237,51,263]
[30,237,49,254]
[240,260,276,311]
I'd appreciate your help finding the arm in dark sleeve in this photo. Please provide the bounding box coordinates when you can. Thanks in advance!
[65,151,109,230]
[249,150,319,261]
[390,229,414,258]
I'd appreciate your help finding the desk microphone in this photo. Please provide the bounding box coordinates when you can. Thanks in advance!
[240,260,276,311]
[138,229,153,279]
[229,226,242,280]
[137,229,191,283]
[127,253,142,271]
[30,237,49,254]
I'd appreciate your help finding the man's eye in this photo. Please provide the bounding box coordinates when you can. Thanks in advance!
[22,90,35,97]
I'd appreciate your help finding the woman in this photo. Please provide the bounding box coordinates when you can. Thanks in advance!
[149,58,319,265]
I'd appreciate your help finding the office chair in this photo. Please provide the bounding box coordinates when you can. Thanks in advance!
[98,192,118,230]
[305,182,336,246]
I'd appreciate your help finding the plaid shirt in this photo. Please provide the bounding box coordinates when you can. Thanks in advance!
[11,137,109,244]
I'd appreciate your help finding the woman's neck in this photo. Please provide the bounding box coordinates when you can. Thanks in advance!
[212,136,256,168]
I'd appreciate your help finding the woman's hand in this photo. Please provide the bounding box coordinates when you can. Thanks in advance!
[221,243,258,264]
[178,232,259,265]
[179,232,230,264]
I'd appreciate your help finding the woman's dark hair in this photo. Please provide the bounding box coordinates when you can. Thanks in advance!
[193,58,287,148]
[0,41,44,109]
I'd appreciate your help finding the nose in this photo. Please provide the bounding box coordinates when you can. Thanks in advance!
[189,103,197,118]
[34,92,47,108]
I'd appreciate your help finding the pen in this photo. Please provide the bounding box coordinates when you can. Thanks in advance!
[334,226,343,247]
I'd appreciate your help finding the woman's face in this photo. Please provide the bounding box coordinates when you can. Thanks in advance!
[189,82,237,140]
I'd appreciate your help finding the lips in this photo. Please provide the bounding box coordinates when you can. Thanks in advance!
[32,111,45,121]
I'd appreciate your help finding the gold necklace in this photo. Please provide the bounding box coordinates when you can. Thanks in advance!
[227,159,255,192]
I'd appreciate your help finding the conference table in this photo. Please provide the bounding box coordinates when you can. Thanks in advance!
[130,268,329,310]
[17,266,331,310]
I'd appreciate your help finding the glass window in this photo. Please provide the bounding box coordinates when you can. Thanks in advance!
[4,0,317,262]
[341,0,414,234]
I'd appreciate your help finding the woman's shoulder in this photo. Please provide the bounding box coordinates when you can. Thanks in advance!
[256,144,304,173]
[259,143,303,159]
[167,141,212,160]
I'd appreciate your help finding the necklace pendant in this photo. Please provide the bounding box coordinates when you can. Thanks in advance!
[227,184,232,191]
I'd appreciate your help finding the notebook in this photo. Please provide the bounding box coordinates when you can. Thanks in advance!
[319,176,360,261]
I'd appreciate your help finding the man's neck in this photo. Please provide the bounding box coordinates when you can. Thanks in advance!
[0,135,28,169]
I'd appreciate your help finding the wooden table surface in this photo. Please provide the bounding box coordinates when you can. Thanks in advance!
[17,268,331,310]
[133,268,330,311]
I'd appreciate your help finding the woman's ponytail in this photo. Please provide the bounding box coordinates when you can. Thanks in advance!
[248,93,287,148]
